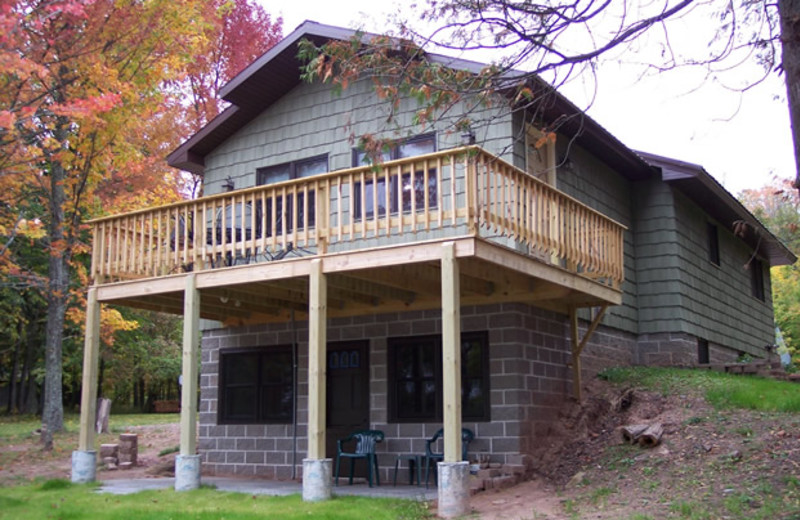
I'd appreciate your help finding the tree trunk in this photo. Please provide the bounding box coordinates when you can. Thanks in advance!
[41,156,70,451]
[7,322,22,414]
[779,0,800,189]
[20,320,39,414]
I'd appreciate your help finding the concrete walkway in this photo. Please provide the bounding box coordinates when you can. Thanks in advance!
[99,477,437,501]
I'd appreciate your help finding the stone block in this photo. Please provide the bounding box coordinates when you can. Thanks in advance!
[100,443,119,460]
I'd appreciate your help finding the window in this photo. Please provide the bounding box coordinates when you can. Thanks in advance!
[352,134,437,218]
[218,346,293,424]
[707,222,720,266]
[388,331,490,422]
[256,155,327,234]
[697,338,710,365]
[750,258,765,301]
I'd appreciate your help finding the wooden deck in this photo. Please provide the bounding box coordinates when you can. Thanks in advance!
[87,146,626,320]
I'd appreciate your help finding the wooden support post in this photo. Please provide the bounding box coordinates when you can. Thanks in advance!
[569,305,609,403]
[78,287,101,452]
[308,258,327,459]
[441,242,462,462]
[180,273,200,456]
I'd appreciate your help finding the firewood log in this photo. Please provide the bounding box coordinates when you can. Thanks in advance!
[620,424,649,444]
[638,423,663,448]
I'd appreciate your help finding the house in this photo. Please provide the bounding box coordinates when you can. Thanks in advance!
[70,20,795,516]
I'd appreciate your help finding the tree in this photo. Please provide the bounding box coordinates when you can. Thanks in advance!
[740,178,800,361]
[299,1,798,186]
[178,0,282,197]
[0,0,210,449]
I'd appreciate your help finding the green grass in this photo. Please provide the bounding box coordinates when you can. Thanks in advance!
[0,480,431,520]
[598,367,800,413]
[0,413,179,442]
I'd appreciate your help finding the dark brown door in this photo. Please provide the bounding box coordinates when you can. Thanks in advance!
[326,341,370,474]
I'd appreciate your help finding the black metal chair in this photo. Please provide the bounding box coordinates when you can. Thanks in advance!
[334,429,384,487]
[424,427,474,488]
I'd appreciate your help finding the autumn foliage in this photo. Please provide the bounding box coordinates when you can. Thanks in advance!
[0,0,280,434]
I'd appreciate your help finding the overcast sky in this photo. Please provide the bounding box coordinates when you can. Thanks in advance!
[260,0,794,196]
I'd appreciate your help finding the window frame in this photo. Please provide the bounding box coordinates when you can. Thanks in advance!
[256,154,329,185]
[707,222,720,266]
[254,154,328,235]
[750,257,765,301]
[352,134,437,219]
[218,345,294,425]
[387,331,490,423]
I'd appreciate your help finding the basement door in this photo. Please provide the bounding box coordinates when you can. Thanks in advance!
[326,340,370,472]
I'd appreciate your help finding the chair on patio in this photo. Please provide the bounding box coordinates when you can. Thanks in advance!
[334,429,384,487]
[424,427,474,488]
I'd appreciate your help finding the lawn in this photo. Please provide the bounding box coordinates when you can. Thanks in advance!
[599,366,800,413]
[0,479,431,520]
[0,413,180,443]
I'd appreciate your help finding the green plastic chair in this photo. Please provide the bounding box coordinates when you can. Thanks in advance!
[424,427,474,488]
[334,429,384,487]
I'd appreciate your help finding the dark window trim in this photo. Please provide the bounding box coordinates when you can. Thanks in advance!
[750,258,765,301]
[707,222,720,266]
[256,154,328,185]
[218,345,294,425]
[352,134,437,219]
[387,331,490,423]
[351,133,437,167]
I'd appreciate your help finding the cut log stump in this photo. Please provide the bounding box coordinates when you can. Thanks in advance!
[620,424,649,444]
[638,423,663,448]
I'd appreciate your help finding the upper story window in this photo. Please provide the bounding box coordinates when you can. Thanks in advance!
[750,258,765,301]
[352,134,436,218]
[253,155,328,235]
[218,346,294,424]
[707,222,720,266]
[257,154,328,185]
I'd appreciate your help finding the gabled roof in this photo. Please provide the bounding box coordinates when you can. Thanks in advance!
[167,20,795,267]
[638,152,796,266]
[166,20,652,179]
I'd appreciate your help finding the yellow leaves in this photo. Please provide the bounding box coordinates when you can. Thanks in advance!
[17,219,46,240]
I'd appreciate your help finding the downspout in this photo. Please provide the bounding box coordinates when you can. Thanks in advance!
[291,310,299,480]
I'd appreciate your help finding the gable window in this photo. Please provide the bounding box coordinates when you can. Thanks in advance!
[750,258,765,301]
[352,134,437,218]
[255,155,327,235]
[218,346,293,424]
[388,331,489,422]
[707,223,720,266]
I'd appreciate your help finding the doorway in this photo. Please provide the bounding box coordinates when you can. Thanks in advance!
[326,340,370,467]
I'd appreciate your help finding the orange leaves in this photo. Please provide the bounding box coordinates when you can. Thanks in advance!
[535,131,557,149]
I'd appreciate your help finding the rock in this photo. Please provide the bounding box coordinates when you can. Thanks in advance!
[119,462,134,471]
[566,471,586,489]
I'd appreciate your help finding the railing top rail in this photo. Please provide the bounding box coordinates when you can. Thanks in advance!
[87,145,626,232]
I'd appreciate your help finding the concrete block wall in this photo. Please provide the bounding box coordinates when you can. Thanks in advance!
[198,303,673,480]
[634,332,742,366]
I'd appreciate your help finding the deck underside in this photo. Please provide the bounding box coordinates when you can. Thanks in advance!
[96,236,622,323]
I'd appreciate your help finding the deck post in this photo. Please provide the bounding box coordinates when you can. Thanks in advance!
[71,287,101,483]
[175,273,201,491]
[439,241,469,518]
[303,258,331,502]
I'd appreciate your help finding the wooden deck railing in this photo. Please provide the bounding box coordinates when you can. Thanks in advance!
[88,146,625,287]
